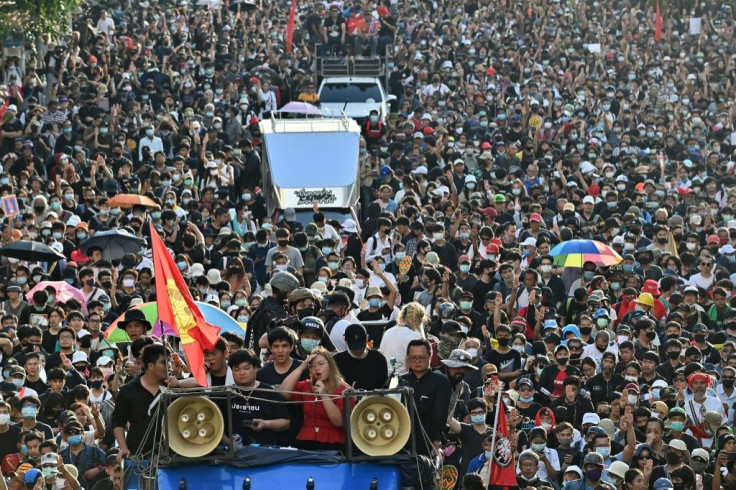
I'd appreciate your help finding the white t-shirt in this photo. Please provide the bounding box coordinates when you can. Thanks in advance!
[516,447,560,481]
[378,325,422,376]
[329,319,352,352]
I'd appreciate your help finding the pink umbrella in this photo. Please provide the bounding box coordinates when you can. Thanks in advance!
[277,101,323,116]
[27,281,88,314]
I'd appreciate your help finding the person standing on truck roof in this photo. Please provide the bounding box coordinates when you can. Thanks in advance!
[306,3,324,47]
[362,109,385,149]
[376,6,396,58]
[323,4,346,57]
[345,6,363,56]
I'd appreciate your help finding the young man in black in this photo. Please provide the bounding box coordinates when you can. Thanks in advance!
[229,349,289,446]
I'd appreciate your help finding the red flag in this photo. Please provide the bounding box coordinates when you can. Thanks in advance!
[150,223,220,387]
[489,399,518,490]
[654,0,662,42]
[286,0,297,53]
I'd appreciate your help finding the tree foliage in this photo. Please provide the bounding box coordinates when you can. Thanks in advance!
[0,0,82,41]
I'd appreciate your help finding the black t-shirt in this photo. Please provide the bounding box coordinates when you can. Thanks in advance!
[323,16,345,39]
[515,402,543,432]
[484,348,521,374]
[357,304,392,322]
[210,373,227,387]
[230,382,289,446]
[333,350,389,390]
[0,425,20,462]
[257,360,306,446]
[377,15,396,38]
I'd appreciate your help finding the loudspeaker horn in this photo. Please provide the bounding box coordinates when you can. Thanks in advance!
[349,395,411,457]
[167,396,224,458]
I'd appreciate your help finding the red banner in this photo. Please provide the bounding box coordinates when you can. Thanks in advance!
[654,0,662,42]
[489,399,518,490]
[286,0,297,53]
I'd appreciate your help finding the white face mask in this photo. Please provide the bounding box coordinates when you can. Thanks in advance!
[0,413,9,425]
[617,335,628,344]
[627,394,638,405]
[56,478,67,489]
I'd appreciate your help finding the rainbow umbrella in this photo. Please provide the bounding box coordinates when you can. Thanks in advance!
[549,239,622,267]
[104,301,246,343]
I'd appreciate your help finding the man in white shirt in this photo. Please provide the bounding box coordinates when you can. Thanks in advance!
[326,292,353,352]
[139,129,164,160]
[688,256,716,289]
[683,372,725,444]
[96,11,115,39]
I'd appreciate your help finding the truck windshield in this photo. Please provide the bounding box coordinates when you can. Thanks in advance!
[320,83,382,103]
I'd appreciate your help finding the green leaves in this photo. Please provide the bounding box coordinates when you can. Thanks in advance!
[0,0,82,41]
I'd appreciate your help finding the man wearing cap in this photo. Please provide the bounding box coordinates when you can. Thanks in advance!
[561,452,615,490]
[334,324,388,390]
[663,407,699,453]
[691,323,721,365]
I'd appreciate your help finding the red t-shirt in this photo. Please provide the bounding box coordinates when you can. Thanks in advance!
[290,380,354,444]
[552,369,568,397]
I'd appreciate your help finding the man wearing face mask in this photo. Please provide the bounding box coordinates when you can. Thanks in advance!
[245,271,300,350]
[60,419,106,488]
[539,345,582,403]
[586,352,625,405]
[561,452,616,490]
[717,366,736,425]
[686,448,713,490]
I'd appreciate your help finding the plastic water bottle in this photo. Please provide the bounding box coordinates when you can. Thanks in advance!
[179,478,187,489]
[370,478,378,489]
[243,477,251,489]
[306,477,315,489]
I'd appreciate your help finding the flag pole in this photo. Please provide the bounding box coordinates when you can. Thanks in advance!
[487,384,504,484]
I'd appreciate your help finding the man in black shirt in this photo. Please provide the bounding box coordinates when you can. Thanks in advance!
[484,324,521,382]
[334,324,388,390]
[112,344,168,462]
[586,352,625,405]
[322,4,346,56]
[400,338,451,457]
[228,349,289,446]
[257,327,307,446]
[0,401,20,462]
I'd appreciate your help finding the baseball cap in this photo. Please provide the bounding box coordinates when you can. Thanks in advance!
[344,324,367,350]
[583,452,604,466]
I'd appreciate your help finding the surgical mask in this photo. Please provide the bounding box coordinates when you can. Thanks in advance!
[627,394,638,405]
[519,395,534,403]
[395,252,406,260]
[0,414,9,425]
[368,298,381,308]
[42,466,58,479]
[670,421,685,432]
[21,406,36,418]
[584,271,595,280]
[531,443,546,452]
[122,278,135,288]
[460,301,472,310]
[20,444,28,456]
[625,375,637,382]
[327,261,339,271]
[540,264,552,273]
[558,437,573,446]
[11,378,24,388]
[237,315,249,323]
[597,318,608,328]
[68,435,83,446]
[471,414,485,425]
[300,338,319,353]
[433,232,444,241]
[611,282,620,291]
[512,345,525,354]
[484,450,492,460]
[595,446,611,459]
[321,247,332,255]
[235,299,247,307]
[459,264,470,273]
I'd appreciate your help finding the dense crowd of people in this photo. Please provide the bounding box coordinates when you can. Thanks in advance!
[2,0,736,488]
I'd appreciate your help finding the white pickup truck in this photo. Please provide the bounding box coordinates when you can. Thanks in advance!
[316,57,395,123]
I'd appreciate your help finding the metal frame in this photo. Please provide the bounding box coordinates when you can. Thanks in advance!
[342,387,418,462]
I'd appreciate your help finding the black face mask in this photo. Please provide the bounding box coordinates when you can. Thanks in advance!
[667,351,681,361]
[596,344,607,353]
[666,333,680,340]
[557,357,569,366]
[723,379,735,389]
[665,452,682,465]
[497,338,509,347]
[580,326,592,336]
[277,240,289,247]
[646,331,657,340]
[657,237,668,245]
[694,334,706,343]
[85,278,95,287]
[297,307,315,319]
[639,258,651,265]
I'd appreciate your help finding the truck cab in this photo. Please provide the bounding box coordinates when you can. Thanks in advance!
[317,57,395,124]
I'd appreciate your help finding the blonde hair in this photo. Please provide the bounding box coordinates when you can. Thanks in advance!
[309,347,348,394]
[399,302,428,333]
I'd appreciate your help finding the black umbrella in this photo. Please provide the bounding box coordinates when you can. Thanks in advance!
[0,241,65,262]
[79,230,145,261]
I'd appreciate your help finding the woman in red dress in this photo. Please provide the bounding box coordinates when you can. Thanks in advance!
[280,347,352,451]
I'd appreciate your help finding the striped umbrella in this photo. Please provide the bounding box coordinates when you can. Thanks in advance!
[549,239,623,267]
